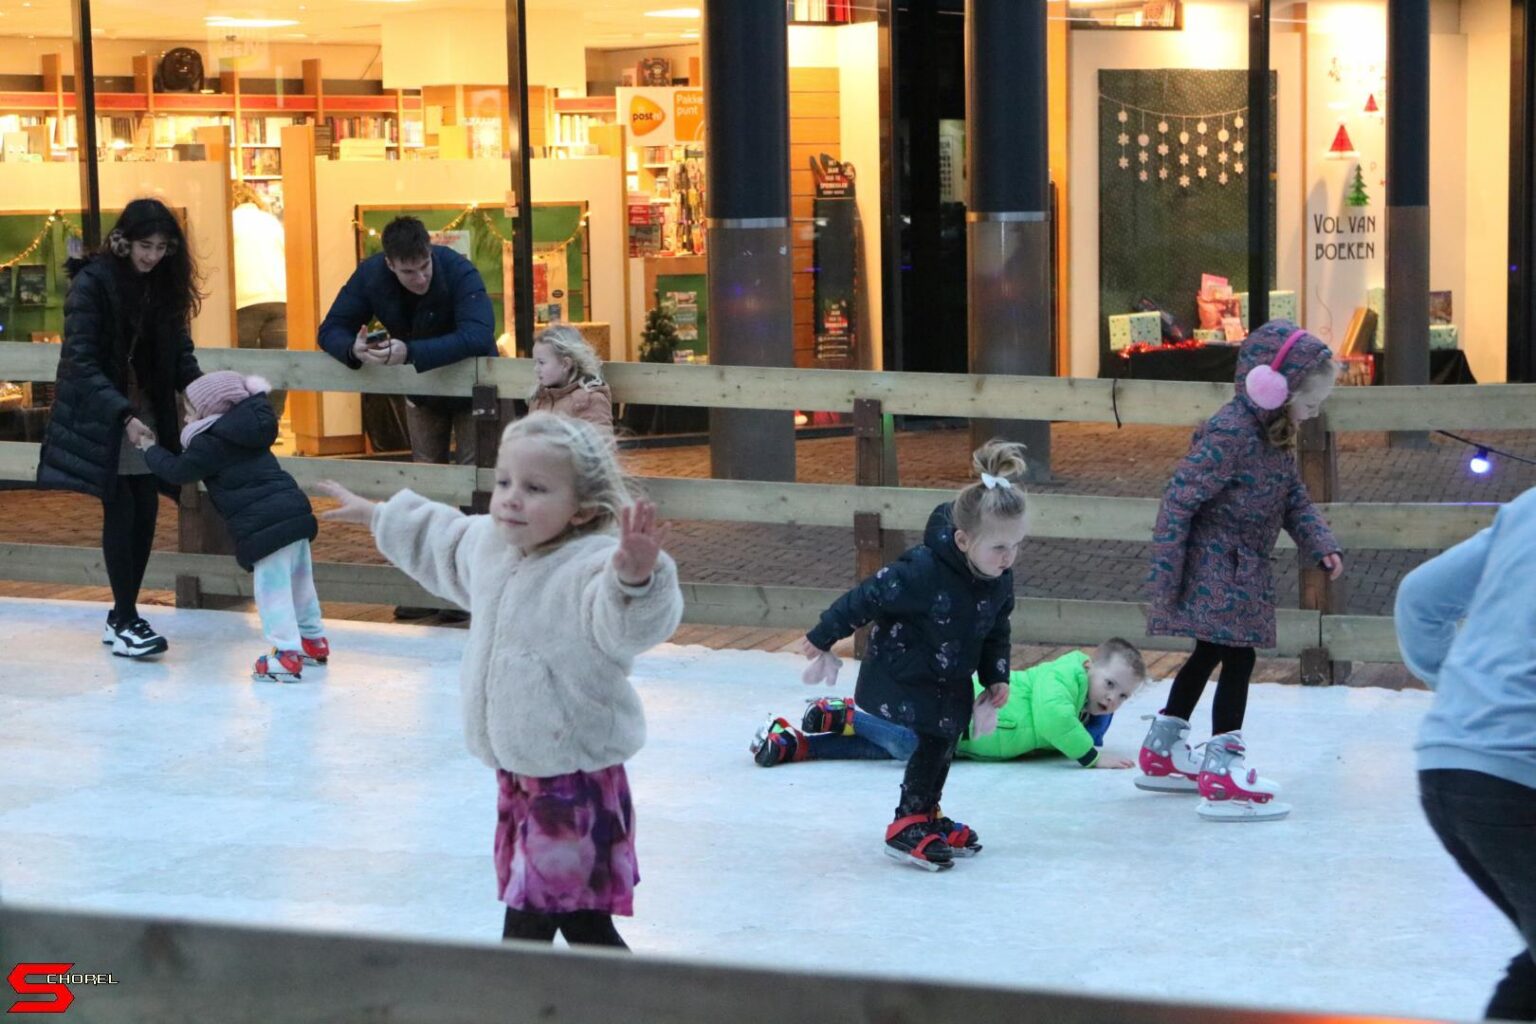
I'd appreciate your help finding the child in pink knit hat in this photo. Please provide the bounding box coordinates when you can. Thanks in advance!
[138,370,329,681]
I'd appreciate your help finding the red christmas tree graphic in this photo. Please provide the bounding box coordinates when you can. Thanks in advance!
[1328,123,1357,158]
[1363,93,1380,113]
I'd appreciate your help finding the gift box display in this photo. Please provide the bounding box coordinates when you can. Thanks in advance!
[1108,311,1162,351]
[1192,328,1223,342]
[1235,290,1298,329]
[1429,324,1459,350]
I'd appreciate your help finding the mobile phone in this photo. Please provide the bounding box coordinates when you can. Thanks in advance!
[365,328,390,347]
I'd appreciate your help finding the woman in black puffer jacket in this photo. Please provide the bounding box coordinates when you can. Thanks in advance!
[36,198,205,658]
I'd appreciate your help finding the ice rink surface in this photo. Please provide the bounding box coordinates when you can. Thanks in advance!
[0,598,1515,1021]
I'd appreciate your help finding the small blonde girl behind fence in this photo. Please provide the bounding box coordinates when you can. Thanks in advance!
[776,441,1028,872]
[319,412,682,948]
[529,324,613,434]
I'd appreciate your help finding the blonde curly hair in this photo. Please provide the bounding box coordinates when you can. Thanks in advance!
[498,412,632,545]
[531,325,604,395]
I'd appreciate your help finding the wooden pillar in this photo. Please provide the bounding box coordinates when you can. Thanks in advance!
[1297,414,1350,685]
[852,398,900,657]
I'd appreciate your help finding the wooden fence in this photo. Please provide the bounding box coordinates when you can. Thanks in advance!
[4,344,1534,674]
[0,905,1469,1023]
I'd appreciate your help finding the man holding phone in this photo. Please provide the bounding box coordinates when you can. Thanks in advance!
[319,215,496,621]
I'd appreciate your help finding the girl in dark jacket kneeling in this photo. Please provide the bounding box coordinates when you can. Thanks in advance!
[777,441,1029,872]
[136,371,327,683]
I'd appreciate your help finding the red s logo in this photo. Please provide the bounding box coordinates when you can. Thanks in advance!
[7,964,74,1014]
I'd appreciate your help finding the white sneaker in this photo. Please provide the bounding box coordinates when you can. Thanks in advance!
[110,618,168,659]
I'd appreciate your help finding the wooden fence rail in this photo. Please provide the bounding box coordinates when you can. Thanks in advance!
[3,344,1523,668]
[0,906,1464,1024]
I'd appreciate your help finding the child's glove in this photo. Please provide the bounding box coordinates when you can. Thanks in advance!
[971,694,999,737]
[801,648,843,687]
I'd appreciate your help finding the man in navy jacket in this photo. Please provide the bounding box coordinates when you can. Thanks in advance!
[318,215,495,620]
[319,215,495,464]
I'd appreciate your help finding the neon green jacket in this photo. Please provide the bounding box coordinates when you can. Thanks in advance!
[956,650,1101,767]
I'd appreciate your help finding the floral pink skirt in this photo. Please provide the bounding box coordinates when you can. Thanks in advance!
[493,764,639,916]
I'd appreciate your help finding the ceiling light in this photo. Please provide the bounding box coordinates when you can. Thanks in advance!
[645,7,700,18]
[204,15,300,28]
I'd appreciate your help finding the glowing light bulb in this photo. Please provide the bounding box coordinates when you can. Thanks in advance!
[1469,449,1492,475]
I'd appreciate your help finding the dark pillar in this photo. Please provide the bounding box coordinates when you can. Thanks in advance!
[965,0,1052,481]
[704,0,795,482]
[503,0,536,355]
[1246,0,1271,329]
[1386,0,1431,444]
[69,0,101,247]
[876,0,903,375]
[1510,0,1536,382]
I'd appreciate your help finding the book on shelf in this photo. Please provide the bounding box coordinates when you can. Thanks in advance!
[241,116,300,146]
[325,115,399,144]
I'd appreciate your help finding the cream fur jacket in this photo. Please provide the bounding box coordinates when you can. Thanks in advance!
[373,489,684,777]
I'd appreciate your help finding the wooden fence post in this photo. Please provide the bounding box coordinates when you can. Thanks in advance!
[470,382,502,514]
[852,398,900,658]
[1297,414,1351,685]
[176,484,236,609]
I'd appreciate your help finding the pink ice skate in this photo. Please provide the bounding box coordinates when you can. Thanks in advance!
[1135,713,1202,793]
[1196,731,1291,822]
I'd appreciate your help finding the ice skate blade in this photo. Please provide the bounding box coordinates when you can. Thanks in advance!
[948,846,981,858]
[1135,774,1199,793]
[1197,797,1291,822]
[883,845,954,871]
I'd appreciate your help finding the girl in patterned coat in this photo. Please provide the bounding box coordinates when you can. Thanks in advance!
[1136,320,1344,822]
[788,441,1028,871]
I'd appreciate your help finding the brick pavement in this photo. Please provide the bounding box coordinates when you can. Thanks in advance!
[3,423,1533,623]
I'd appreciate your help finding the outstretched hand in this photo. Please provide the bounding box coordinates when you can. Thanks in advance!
[614,500,666,586]
[1092,752,1136,769]
[316,479,377,525]
[124,417,155,450]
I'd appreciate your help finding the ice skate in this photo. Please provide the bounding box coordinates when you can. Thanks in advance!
[929,807,982,857]
[1135,712,1201,792]
[884,814,954,871]
[300,636,330,666]
[749,716,808,767]
[1196,731,1290,822]
[801,696,855,735]
[252,648,304,683]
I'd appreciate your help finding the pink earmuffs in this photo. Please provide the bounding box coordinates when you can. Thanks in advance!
[1245,329,1307,410]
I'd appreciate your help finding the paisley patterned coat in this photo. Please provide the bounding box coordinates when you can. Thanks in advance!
[807,503,1014,741]
[1145,320,1342,648]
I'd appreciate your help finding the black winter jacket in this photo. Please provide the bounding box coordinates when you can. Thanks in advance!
[316,246,496,412]
[806,503,1015,740]
[143,395,317,571]
[36,258,202,500]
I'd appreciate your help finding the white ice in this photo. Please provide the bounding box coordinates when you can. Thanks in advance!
[0,597,1515,1021]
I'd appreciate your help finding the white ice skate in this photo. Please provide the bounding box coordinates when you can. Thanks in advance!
[1135,713,1202,793]
[1195,731,1290,822]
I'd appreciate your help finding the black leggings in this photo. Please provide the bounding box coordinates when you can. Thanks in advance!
[101,474,160,624]
[895,732,959,819]
[502,908,628,949]
[1163,640,1258,736]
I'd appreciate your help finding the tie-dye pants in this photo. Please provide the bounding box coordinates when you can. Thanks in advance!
[252,539,324,652]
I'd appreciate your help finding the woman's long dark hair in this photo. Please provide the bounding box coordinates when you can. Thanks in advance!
[102,198,206,327]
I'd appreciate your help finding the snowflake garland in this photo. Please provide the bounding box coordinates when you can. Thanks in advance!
[1107,94,1259,190]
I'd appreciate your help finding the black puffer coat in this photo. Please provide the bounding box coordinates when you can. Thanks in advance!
[807,503,1015,741]
[143,395,317,571]
[36,258,202,500]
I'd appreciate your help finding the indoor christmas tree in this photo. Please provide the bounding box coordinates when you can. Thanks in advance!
[639,304,681,363]
[1346,164,1370,207]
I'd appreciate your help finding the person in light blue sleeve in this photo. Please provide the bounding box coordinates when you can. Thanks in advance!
[1395,486,1536,1022]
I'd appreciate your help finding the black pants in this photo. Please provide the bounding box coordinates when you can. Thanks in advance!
[1162,640,1257,735]
[895,732,959,819]
[502,908,628,949]
[1420,769,1536,1021]
[101,474,160,624]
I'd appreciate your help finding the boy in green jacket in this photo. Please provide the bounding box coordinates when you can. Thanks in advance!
[753,639,1148,768]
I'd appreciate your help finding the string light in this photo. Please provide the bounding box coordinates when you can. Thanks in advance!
[351,203,589,253]
[1436,430,1536,478]
[1,210,81,270]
